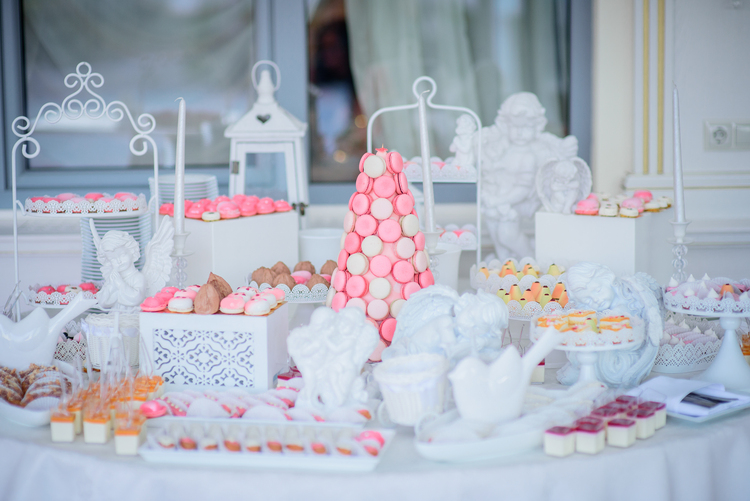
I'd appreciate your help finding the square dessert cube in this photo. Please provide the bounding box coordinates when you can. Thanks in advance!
[626,408,656,439]
[576,421,605,454]
[50,414,75,443]
[640,402,667,429]
[83,417,111,444]
[590,407,619,425]
[114,428,143,455]
[615,395,639,408]
[531,361,545,384]
[544,426,575,457]
[607,418,636,447]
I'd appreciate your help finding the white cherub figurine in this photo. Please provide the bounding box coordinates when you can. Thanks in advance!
[287,307,378,411]
[557,262,664,387]
[536,157,592,214]
[481,92,579,258]
[92,217,174,311]
[449,114,477,168]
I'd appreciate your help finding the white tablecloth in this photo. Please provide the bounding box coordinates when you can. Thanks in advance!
[2,406,750,501]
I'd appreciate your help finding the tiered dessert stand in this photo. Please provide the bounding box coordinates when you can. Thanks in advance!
[8,61,161,319]
[663,290,750,391]
[366,76,482,268]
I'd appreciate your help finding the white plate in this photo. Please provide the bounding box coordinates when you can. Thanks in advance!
[413,410,543,462]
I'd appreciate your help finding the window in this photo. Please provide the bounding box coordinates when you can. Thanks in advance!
[2,0,589,206]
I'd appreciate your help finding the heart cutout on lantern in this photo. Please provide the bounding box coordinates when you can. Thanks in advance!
[256,114,271,124]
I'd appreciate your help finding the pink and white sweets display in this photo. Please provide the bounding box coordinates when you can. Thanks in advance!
[326,148,434,362]
[160,195,293,221]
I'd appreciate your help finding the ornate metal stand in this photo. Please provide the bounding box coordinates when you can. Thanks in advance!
[8,62,160,320]
[669,220,692,282]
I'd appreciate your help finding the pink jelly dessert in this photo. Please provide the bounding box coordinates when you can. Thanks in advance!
[633,190,653,203]
[328,147,432,362]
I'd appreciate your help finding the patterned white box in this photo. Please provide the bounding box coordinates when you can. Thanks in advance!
[139,304,289,391]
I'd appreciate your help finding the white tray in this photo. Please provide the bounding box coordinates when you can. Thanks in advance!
[138,428,395,472]
[414,410,542,462]
[148,415,366,430]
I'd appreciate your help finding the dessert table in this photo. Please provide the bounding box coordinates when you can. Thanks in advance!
[2,371,749,501]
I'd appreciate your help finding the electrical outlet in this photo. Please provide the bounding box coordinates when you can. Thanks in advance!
[704,121,732,150]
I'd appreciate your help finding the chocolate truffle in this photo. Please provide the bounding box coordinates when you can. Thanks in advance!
[293,261,316,274]
[320,260,337,276]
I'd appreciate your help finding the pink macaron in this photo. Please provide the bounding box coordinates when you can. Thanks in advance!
[377,219,402,243]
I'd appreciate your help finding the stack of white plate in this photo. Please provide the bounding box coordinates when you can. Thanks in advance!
[149,173,219,203]
[80,214,153,283]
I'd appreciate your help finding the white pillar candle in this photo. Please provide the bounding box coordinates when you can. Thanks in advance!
[672,86,686,223]
[418,92,436,233]
[174,97,186,236]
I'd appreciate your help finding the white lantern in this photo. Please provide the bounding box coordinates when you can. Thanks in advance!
[225,60,309,215]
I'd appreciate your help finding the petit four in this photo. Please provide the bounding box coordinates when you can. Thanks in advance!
[544,426,575,457]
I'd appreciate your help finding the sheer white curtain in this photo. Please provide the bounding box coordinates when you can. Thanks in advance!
[346,0,569,156]
[345,0,479,158]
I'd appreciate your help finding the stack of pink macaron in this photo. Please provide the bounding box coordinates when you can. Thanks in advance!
[326,147,434,362]
[160,195,293,221]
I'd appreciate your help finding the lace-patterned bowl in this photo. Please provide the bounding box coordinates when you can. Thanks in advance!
[248,281,330,304]
[24,194,148,218]
[28,284,98,309]
[652,340,723,374]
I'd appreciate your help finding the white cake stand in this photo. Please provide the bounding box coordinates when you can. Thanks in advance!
[554,342,639,385]
[664,304,750,391]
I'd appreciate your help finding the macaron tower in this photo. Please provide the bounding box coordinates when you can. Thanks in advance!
[326,148,434,362]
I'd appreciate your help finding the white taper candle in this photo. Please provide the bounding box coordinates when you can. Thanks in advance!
[673,86,686,223]
[174,97,186,237]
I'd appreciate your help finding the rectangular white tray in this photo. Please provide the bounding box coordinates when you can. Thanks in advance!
[147,415,365,430]
[138,429,394,472]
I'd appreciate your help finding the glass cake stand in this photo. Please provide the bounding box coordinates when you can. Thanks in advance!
[664,303,750,391]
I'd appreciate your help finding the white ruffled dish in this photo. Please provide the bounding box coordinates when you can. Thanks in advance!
[24,194,149,218]
[0,360,76,427]
[28,285,98,309]
[247,281,329,304]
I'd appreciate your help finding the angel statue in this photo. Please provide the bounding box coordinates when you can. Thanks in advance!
[382,286,509,366]
[480,92,579,259]
[448,114,478,169]
[536,157,592,214]
[287,307,378,411]
[91,217,174,311]
[557,262,665,388]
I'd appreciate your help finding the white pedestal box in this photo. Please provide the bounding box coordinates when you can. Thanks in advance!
[535,211,673,284]
[183,212,299,287]
[139,304,289,392]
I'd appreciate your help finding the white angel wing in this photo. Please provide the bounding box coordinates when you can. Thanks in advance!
[535,160,557,212]
[142,217,175,296]
[572,157,593,202]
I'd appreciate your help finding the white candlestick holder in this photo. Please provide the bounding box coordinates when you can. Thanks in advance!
[669,220,692,282]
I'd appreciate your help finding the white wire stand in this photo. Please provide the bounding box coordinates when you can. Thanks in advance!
[8,62,161,321]
[366,76,483,268]
[664,302,750,391]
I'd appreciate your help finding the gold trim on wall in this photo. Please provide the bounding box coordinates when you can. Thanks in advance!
[642,0,650,175]
[657,0,665,175]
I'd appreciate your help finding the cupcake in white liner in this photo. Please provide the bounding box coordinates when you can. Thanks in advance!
[373,353,449,427]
